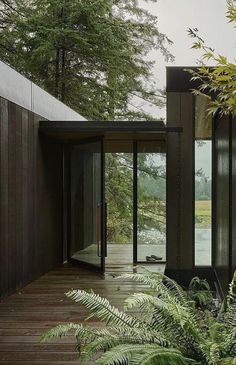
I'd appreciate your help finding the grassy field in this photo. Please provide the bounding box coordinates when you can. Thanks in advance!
[195,200,211,228]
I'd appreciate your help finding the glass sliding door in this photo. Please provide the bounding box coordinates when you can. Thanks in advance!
[69,139,105,271]
[137,141,166,263]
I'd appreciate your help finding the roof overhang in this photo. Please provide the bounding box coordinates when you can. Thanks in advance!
[39,121,182,142]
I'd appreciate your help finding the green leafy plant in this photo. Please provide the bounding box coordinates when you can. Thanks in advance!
[188,0,236,116]
[41,269,236,364]
[188,276,214,310]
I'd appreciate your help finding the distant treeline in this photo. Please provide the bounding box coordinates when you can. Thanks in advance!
[195,179,211,201]
[139,176,211,201]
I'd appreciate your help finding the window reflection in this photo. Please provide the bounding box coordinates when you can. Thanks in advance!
[195,95,212,266]
[137,141,166,263]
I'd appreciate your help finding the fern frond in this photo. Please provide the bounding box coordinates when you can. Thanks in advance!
[129,347,195,365]
[125,292,199,336]
[226,271,236,308]
[119,269,190,306]
[188,277,214,308]
[41,323,83,343]
[117,272,163,291]
[95,344,194,365]
[125,292,188,326]
[223,301,236,326]
[221,328,236,356]
[200,341,221,365]
[66,289,143,328]
[81,334,120,361]
[81,328,169,362]
[219,357,236,365]
[41,322,112,344]
[161,273,189,305]
[189,277,211,292]
[117,326,168,346]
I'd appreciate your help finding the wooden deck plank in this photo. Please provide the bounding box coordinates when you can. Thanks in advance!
[0,263,164,364]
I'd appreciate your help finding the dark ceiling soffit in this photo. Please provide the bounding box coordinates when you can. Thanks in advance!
[39,121,183,134]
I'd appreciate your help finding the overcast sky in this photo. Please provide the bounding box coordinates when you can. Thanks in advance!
[139,0,236,117]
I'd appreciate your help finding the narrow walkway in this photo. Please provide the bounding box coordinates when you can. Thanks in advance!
[0,263,165,364]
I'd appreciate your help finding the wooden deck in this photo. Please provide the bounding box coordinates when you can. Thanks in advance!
[0,263,165,364]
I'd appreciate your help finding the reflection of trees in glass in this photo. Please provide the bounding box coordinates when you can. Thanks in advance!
[106,154,133,244]
[105,153,166,244]
[195,141,212,228]
[138,154,166,244]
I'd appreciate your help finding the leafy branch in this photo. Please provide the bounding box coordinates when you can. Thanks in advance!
[187,0,236,116]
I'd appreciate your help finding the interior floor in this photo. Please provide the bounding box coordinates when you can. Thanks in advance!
[71,243,166,267]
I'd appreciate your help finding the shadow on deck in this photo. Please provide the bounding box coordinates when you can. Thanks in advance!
[0,263,165,365]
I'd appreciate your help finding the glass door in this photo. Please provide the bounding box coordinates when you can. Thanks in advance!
[136,140,167,264]
[69,138,105,272]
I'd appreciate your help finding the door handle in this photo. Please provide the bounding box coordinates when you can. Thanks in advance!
[105,202,107,257]
[96,203,101,257]
[97,201,107,258]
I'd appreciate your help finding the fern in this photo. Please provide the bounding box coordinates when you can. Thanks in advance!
[41,322,112,345]
[124,292,198,334]
[118,269,188,305]
[226,271,236,308]
[80,327,169,362]
[188,277,214,309]
[129,348,195,365]
[95,344,194,365]
[66,289,143,328]
[42,270,236,365]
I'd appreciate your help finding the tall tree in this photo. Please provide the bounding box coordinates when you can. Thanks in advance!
[0,0,173,120]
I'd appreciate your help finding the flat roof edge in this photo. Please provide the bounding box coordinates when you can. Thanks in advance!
[39,121,183,136]
[0,60,86,121]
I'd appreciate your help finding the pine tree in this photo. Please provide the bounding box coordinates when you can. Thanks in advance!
[0,0,173,120]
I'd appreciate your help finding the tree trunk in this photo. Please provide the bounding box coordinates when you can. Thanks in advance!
[61,48,66,103]
[55,48,60,98]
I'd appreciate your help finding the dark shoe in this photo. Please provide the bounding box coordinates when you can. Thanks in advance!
[146,256,156,262]
[151,255,162,261]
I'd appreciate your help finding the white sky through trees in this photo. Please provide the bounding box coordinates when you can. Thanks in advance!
[139,0,236,118]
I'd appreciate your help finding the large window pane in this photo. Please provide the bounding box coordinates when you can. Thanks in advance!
[105,148,133,265]
[70,142,102,268]
[137,141,166,262]
[195,95,212,266]
[106,152,133,245]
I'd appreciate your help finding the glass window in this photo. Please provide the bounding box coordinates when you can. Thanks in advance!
[195,95,212,266]
[137,141,166,263]
[105,141,133,265]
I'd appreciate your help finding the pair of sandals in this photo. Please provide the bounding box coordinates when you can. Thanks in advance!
[146,255,162,262]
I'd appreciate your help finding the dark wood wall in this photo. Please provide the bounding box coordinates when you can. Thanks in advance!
[214,115,230,293]
[166,92,195,274]
[166,68,236,293]
[214,115,236,293]
[0,96,63,299]
[232,117,236,276]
